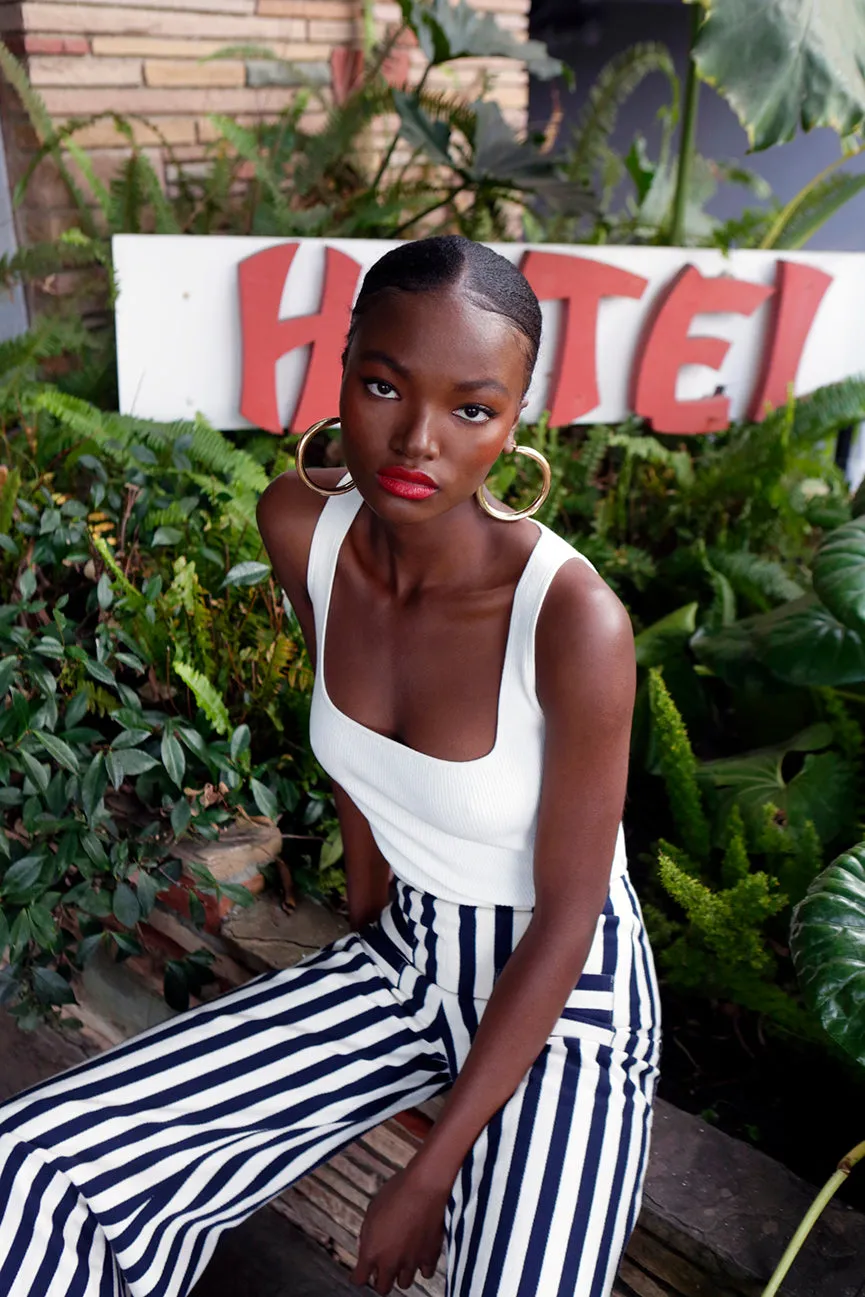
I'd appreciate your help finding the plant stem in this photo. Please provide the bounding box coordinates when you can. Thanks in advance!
[759,144,865,250]
[668,2,702,246]
[760,1140,865,1297]
[392,185,463,236]
[370,62,432,194]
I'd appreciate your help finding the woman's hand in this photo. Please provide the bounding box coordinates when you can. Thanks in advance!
[351,1165,449,1293]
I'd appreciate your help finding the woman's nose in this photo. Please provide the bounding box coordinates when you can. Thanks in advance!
[391,408,438,460]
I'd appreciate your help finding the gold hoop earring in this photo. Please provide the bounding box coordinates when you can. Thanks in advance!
[294,417,355,497]
[475,445,551,522]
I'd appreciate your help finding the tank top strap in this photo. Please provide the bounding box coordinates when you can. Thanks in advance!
[505,523,596,709]
[306,480,362,648]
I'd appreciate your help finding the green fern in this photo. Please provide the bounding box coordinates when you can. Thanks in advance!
[33,393,268,498]
[658,852,786,974]
[706,549,805,611]
[171,658,231,736]
[608,433,694,489]
[0,467,21,536]
[566,43,678,193]
[648,668,711,862]
[209,116,293,226]
[166,558,216,679]
[764,172,865,251]
[720,804,750,887]
[787,376,865,445]
[0,42,98,236]
[0,237,106,292]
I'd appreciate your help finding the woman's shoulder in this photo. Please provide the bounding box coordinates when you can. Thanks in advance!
[256,469,346,602]
[534,534,634,705]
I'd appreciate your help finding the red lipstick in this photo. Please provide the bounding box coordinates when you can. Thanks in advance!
[376,466,439,500]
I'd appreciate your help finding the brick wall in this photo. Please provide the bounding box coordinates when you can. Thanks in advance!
[0,0,531,249]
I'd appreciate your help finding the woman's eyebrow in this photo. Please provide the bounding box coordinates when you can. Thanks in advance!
[358,349,409,377]
[453,378,509,397]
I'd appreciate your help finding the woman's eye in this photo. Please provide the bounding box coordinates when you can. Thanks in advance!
[365,379,399,400]
[456,404,493,424]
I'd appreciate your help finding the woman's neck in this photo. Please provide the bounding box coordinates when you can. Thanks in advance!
[358,499,506,602]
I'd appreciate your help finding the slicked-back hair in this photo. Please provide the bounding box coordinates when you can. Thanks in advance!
[342,235,542,390]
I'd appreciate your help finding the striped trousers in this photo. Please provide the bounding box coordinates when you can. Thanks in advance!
[0,873,660,1297]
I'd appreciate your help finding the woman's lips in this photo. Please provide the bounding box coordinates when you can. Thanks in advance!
[376,467,439,500]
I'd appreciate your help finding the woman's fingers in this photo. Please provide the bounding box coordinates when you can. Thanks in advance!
[397,1264,416,1290]
[351,1257,374,1287]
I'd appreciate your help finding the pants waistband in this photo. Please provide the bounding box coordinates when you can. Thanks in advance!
[362,878,623,1001]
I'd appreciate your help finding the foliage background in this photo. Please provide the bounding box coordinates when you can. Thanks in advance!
[1,0,865,1194]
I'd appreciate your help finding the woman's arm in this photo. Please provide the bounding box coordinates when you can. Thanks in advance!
[332,781,391,930]
[256,475,392,933]
[353,560,636,1293]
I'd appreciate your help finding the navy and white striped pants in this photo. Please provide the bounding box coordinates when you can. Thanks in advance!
[0,873,660,1297]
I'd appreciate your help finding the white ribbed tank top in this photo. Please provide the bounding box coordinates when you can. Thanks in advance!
[308,489,628,908]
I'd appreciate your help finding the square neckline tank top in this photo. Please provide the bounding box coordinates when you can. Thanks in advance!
[307,489,628,908]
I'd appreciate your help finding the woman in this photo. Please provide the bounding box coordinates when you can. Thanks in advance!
[0,236,659,1297]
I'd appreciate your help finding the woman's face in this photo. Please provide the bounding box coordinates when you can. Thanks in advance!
[339,285,529,521]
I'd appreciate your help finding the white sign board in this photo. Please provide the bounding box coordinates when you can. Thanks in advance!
[113,235,865,435]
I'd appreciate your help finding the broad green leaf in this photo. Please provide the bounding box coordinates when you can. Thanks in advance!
[812,516,865,636]
[111,728,151,749]
[221,561,271,588]
[112,930,143,960]
[19,751,49,794]
[96,572,114,609]
[397,0,562,78]
[634,603,698,667]
[32,967,75,1006]
[113,882,140,929]
[114,652,146,673]
[63,690,89,729]
[757,599,865,686]
[33,728,80,774]
[84,657,115,687]
[161,731,186,789]
[250,778,279,821]
[81,832,110,870]
[791,843,865,1066]
[33,637,64,659]
[135,871,159,918]
[393,90,453,169]
[693,0,865,150]
[0,907,9,953]
[176,727,210,762]
[230,724,251,762]
[0,657,17,696]
[76,932,105,966]
[74,886,113,918]
[106,750,124,791]
[1,855,46,905]
[81,753,108,823]
[320,828,344,871]
[701,734,855,844]
[28,902,58,949]
[18,567,36,601]
[188,891,206,928]
[170,798,192,838]
[116,749,159,778]
[152,526,183,546]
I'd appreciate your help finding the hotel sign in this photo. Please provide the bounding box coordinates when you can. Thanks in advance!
[114,236,865,436]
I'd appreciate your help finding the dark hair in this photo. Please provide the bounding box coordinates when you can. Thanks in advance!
[343,235,542,387]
